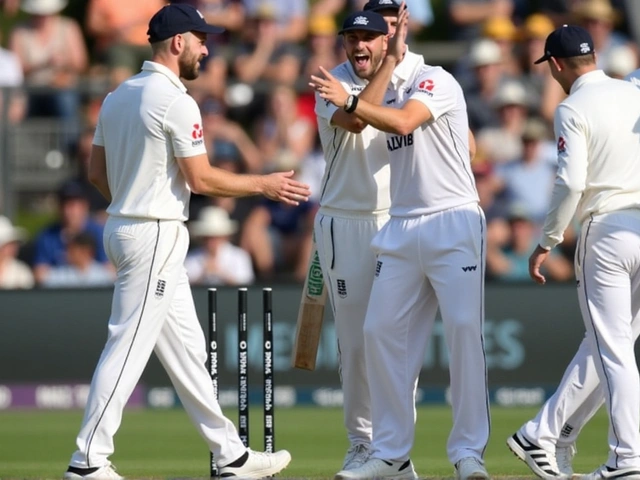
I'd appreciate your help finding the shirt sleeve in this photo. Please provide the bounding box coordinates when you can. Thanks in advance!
[164,94,208,158]
[539,103,588,250]
[93,111,105,147]
[315,90,339,124]
[408,68,458,122]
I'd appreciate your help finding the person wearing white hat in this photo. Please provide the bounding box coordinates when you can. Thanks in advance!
[185,206,255,286]
[0,216,34,289]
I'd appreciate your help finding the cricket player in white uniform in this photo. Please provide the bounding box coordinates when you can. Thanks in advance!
[312,6,490,480]
[313,1,423,472]
[506,25,640,480]
[63,4,309,479]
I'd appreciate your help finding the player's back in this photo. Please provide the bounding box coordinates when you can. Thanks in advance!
[560,71,640,219]
[97,62,198,221]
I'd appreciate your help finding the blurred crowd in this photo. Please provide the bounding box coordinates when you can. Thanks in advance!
[0,0,638,289]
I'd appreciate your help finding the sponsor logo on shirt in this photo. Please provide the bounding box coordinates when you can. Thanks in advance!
[337,279,347,298]
[386,98,396,104]
[417,79,435,97]
[387,133,413,151]
[557,136,566,154]
[192,123,204,147]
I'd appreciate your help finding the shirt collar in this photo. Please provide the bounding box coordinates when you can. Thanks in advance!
[141,61,188,93]
[569,69,607,95]
[391,49,422,87]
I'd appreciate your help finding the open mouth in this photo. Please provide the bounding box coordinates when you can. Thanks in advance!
[354,54,370,68]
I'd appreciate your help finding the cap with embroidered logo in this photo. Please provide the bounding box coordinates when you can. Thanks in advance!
[147,3,224,44]
[534,24,594,64]
[363,0,400,12]
[339,10,388,35]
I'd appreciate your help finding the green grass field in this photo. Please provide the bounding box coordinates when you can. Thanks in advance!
[0,406,609,479]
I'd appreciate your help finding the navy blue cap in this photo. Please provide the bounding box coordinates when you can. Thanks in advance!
[363,0,400,12]
[147,3,224,44]
[58,180,87,201]
[534,24,594,64]
[339,11,388,35]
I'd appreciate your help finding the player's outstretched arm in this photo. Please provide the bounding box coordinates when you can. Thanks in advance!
[177,153,310,205]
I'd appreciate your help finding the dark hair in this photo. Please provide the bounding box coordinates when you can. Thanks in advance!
[69,232,96,251]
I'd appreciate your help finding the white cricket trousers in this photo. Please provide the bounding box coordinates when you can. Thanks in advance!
[314,208,389,446]
[364,203,490,464]
[522,210,640,469]
[70,217,246,469]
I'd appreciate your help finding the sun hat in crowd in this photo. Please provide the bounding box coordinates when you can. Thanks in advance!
[482,16,518,42]
[0,216,26,248]
[521,13,555,40]
[469,39,502,67]
[572,0,620,25]
[190,207,238,238]
[21,0,67,15]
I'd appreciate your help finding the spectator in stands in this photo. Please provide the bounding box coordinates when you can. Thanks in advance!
[175,0,246,102]
[241,174,317,281]
[604,44,638,78]
[32,180,108,285]
[465,38,508,131]
[481,16,521,76]
[41,232,114,287]
[85,0,165,87]
[302,15,341,79]
[493,117,557,224]
[255,84,316,173]
[517,13,566,122]
[0,25,26,125]
[201,97,264,173]
[448,0,515,40]
[9,0,88,123]
[477,79,531,163]
[0,216,34,289]
[486,203,573,282]
[231,4,302,87]
[571,0,635,70]
[243,0,308,44]
[185,206,255,286]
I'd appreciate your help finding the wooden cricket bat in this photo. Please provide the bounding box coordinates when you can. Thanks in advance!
[292,245,327,370]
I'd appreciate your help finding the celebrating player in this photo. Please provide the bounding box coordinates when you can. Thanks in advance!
[312,0,424,474]
[62,4,309,479]
[507,25,640,480]
[312,5,490,480]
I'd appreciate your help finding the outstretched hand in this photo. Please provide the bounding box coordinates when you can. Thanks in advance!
[262,170,311,206]
[310,66,350,108]
[388,2,410,64]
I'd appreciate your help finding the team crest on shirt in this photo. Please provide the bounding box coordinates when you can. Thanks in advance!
[557,136,566,154]
[192,123,204,147]
[417,79,435,97]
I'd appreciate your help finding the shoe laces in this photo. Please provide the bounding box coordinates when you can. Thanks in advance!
[344,444,370,464]
[556,444,576,474]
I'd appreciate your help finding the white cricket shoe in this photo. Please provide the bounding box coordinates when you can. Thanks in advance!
[343,444,371,470]
[455,457,490,480]
[580,465,640,479]
[218,449,291,478]
[556,444,576,477]
[334,458,418,479]
[507,432,567,478]
[63,463,123,480]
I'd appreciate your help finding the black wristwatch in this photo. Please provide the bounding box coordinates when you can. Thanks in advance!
[344,94,359,113]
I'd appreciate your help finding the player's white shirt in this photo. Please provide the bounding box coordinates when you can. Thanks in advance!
[540,70,640,249]
[94,61,207,221]
[386,63,478,216]
[314,50,423,214]
[624,67,640,87]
